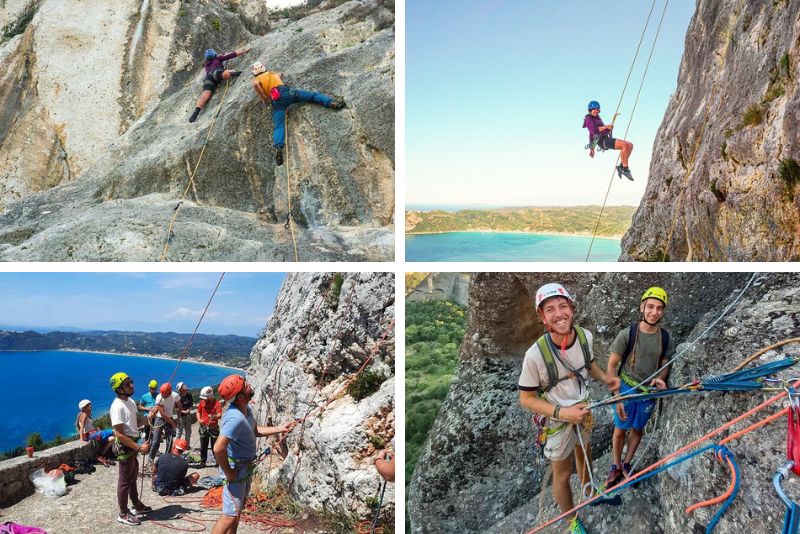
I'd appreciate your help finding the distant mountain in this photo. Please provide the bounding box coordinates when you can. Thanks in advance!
[0,330,256,368]
[405,206,636,237]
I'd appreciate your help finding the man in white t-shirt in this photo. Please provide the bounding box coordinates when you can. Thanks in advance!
[518,283,619,534]
[109,372,151,526]
[148,382,180,462]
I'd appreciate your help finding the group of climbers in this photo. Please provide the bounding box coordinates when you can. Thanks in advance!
[519,283,672,533]
[189,47,345,167]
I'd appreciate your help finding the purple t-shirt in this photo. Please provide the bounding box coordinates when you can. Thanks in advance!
[204,52,238,75]
[583,114,609,143]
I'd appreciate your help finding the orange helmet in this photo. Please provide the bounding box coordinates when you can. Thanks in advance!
[160,382,172,396]
[219,374,246,401]
[173,439,190,453]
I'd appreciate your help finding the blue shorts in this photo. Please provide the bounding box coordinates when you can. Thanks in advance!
[613,383,655,431]
[221,465,251,516]
[87,428,114,446]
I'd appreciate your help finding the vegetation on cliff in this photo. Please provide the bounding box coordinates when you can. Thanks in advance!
[406,206,635,237]
[0,330,255,367]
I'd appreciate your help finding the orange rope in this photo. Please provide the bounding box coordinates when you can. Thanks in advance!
[684,454,736,514]
[526,378,800,533]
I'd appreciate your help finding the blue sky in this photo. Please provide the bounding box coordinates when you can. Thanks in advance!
[0,273,286,337]
[407,0,695,207]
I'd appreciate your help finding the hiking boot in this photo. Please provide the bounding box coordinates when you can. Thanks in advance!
[275,148,284,166]
[329,97,346,110]
[117,513,141,526]
[130,503,152,515]
[569,516,589,534]
[189,108,200,123]
[605,464,623,487]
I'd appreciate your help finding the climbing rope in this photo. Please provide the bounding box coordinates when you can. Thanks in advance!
[285,110,299,262]
[166,273,226,385]
[160,81,231,262]
[584,0,665,261]
[526,376,800,533]
[659,0,744,261]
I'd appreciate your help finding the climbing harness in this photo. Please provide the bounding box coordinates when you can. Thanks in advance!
[160,78,232,262]
[583,112,620,151]
[585,0,668,261]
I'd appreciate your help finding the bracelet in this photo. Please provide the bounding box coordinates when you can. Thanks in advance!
[553,406,560,419]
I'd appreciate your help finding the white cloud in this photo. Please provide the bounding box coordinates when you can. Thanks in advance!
[167,307,221,319]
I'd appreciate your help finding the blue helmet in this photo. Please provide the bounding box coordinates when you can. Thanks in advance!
[204,49,217,62]
[588,100,601,111]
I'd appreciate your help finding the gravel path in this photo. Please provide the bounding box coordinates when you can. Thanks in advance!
[0,423,301,533]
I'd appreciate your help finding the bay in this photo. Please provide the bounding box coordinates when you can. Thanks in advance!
[0,350,243,452]
[405,232,621,261]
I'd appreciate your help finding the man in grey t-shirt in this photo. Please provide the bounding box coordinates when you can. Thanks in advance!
[605,287,676,486]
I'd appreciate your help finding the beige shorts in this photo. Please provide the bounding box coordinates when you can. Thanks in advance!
[543,422,591,461]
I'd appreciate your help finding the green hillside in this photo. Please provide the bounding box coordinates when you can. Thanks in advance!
[405,205,636,237]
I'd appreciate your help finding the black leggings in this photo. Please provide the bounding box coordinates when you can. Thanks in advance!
[199,425,219,463]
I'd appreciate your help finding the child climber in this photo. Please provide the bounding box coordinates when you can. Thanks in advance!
[583,100,634,181]
[250,61,345,166]
[189,47,252,123]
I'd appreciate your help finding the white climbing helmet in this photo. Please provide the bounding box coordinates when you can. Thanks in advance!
[200,386,214,399]
[251,61,266,76]
[535,283,575,309]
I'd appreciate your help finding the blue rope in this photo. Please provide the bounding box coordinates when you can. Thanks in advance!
[704,446,740,534]
[783,504,800,534]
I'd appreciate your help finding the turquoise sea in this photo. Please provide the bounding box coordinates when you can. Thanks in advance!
[405,232,621,262]
[0,350,244,452]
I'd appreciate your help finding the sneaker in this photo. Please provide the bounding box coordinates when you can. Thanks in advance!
[130,504,152,515]
[117,514,141,526]
[605,464,622,487]
[198,462,207,468]
[621,166,634,181]
[329,97,346,110]
[275,148,284,166]
[622,462,633,478]
[569,516,588,534]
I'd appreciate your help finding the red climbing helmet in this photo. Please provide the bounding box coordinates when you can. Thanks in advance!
[219,374,246,401]
[173,439,190,453]
[160,382,172,396]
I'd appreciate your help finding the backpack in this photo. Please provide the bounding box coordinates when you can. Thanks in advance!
[620,321,670,371]
[535,326,592,393]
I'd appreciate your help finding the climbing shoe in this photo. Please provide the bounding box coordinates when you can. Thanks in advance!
[275,148,284,166]
[117,513,141,526]
[230,70,242,78]
[330,97,346,110]
[605,464,623,487]
[569,516,589,534]
[617,164,634,181]
[189,107,201,123]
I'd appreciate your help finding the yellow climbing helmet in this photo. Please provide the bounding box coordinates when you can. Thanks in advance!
[641,286,668,306]
[110,372,130,391]
[148,379,158,389]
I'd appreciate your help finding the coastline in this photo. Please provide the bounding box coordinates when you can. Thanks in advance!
[0,348,244,371]
[406,229,624,240]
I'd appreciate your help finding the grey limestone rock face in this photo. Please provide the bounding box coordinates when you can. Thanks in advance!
[247,272,395,518]
[406,272,471,307]
[407,272,796,534]
[622,0,800,261]
[0,0,394,261]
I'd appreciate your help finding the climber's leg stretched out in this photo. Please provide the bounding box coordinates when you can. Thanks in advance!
[189,47,251,123]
